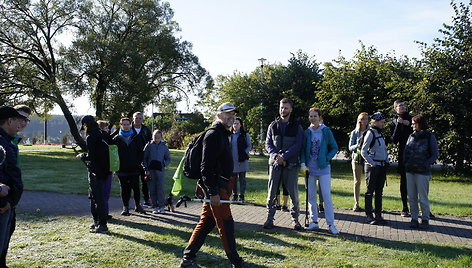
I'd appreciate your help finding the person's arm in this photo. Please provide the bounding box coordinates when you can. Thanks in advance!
[163,146,171,167]
[245,133,252,154]
[265,123,278,160]
[361,131,375,166]
[326,128,338,161]
[427,134,439,164]
[349,130,358,151]
[142,143,150,171]
[281,125,303,161]
[201,129,219,197]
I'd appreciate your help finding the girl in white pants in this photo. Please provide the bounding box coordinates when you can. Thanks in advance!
[300,108,339,234]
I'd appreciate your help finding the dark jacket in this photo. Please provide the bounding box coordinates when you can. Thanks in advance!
[390,113,413,171]
[82,128,110,179]
[0,127,23,208]
[265,116,303,166]
[403,130,439,175]
[113,130,145,174]
[200,122,233,197]
[235,130,250,162]
[133,124,152,144]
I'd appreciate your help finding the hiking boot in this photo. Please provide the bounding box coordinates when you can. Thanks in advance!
[121,206,130,216]
[371,214,387,225]
[410,219,419,228]
[329,225,340,234]
[263,219,274,229]
[89,221,98,229]
[90,224,110,234]
[419,220,429,229]
[292,220,303,231]
[135,205,147,214]
[366,214,375,224]
[282,206,289,212]
[318,204,324,213]
[179,258,201,268]
[306,222,319,231]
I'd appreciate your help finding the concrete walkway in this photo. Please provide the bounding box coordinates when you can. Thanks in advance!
[16,191,472,246]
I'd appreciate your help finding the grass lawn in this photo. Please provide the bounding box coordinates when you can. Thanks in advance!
[10,146,471,267]
[20,147,472,217]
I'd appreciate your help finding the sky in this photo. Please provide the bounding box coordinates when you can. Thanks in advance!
[57,0,464,115]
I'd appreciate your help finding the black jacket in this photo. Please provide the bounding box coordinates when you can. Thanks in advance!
[0,127,23,207]
[200,122,233,197]
[82,128,110,179]
[113,130,145,174]
[390,113,413,170]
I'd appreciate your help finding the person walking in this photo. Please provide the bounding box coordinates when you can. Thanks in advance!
[132,112,153,208]
[349,112,369,212]
[230,117,252,202]
[263,98,303,231]
[77,115,111,234]
[143,130,171,214]
[300,108,339,234]
[179,102,248,268]
[389,100,412,217]
[361,112,390,225]
[112,117,146,216]
[0,106,27,267]
[404,115,438,229]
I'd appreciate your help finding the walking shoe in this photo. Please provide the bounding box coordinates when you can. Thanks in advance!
[292,220,303,231]
[410,219,419,228]
[263,219,274,229]
[142,200,152,208]
[429,212,436,218]
[159,208,166,214]
[305,222,319,231]
[282,206,289,212]
[89,221,98,229]
[232,195,238,201]
[121,206,130,216]
[239,195,245,202]
[90,224,110,234]
[329,225,340,234]
[318,204,324,213]
[400,211,410,217]
[275,205,282,210]
[366,214,375,224]
[371,215,387,225]
[152,208,159,214]
[419,220,429,229]
[352,204,363,212]
[179,258,201,268]
[135,205,147,214]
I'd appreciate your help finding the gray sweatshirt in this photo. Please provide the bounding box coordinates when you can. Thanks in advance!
[361,127,389,166]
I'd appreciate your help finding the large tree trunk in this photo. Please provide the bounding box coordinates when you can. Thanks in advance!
[94,78,108,119]
[56,97,86,151]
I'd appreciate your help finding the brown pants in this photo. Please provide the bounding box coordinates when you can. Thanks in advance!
[182,187,242,266]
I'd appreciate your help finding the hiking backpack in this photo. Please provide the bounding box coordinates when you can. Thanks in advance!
[183,128,212,179]
[358,129,382,152]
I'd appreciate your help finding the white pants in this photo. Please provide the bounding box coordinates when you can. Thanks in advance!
[307,173,335,226]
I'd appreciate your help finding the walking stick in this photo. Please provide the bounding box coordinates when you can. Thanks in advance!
[304,170,310,227]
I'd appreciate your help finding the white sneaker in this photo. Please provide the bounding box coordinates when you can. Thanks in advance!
[305,222,319,231]
[152,208,159,214]
[329,225,340,234]
[159,208,166,214]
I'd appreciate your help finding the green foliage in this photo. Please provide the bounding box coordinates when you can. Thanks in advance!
[416,0,472,174]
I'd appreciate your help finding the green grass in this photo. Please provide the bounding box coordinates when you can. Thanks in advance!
[9,213,472,267]
[20,147,472,216]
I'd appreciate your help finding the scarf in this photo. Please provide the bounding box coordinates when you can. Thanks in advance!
[119,129,134,137]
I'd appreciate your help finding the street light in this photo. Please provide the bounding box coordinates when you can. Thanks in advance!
[258,58,266,147]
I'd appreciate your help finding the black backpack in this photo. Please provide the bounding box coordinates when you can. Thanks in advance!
[183,128,212,180]
[358,129,382,152]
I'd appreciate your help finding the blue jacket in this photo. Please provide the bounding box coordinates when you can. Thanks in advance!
[300,125,338,170]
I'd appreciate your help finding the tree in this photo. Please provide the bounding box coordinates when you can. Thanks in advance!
[64,0,208,125]
[0,0,87,148]
[417,0,472,173]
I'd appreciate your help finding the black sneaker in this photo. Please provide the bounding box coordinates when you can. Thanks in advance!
[318,204,324,213]
[239,195,245,202]
[90,224,110,234]
[366,214,375,224]
[121,206,130,216]
[135,205,147,214]
[263,219,274,229]
[371,215,387,225]
[89,221,98,229]
[232,195,238,201]
[419,220,429,229]
[282,206,289,212]
[179,258,201,268]
[410,219,419,228]
[292,220,303,231]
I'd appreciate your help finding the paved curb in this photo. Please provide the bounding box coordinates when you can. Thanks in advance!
[16,191,472,246]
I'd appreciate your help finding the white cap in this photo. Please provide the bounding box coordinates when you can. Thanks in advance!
[216,102,238,113]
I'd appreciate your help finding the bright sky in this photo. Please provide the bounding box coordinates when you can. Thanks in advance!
[60,0,463,115]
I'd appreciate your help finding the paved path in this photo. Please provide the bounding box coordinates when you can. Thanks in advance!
[16,191,472,246]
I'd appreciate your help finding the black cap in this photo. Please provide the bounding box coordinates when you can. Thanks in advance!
[0,106,27,120]
[80,115,95,130]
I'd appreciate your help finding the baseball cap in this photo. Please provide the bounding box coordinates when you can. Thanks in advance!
[80,115,95,130]
[371,112,385,121]
[0,106,27,120]
[216,102,238,113]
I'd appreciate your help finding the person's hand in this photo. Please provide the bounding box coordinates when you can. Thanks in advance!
[145,171,151,176]
[402,120,410,126]
[276,155,285,165]
[0,184,10,198]
[300,163,308,175]
[0,202,11,214]
[210,195,221,207]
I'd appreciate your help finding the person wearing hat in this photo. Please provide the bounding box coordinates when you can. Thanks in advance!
[77,115,110,234]
[0,106,27,266]
[361,111,390,225]
[263,98,304,231]
[180,102,249,268]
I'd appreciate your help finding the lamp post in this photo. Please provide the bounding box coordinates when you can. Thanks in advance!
[258,58,266,148]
